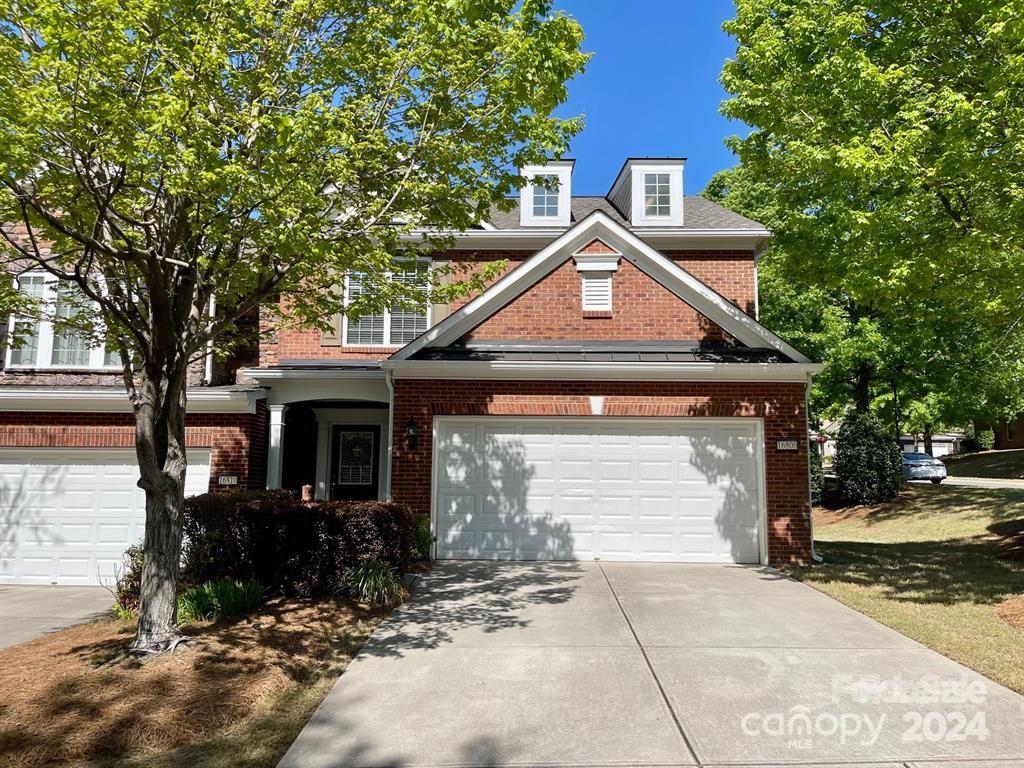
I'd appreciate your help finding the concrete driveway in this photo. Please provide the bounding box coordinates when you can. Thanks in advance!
[279,562,1024,768]
[0,585,111,650]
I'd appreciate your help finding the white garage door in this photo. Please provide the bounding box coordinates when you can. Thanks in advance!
[0,449,211,585]
[433,418,763,563]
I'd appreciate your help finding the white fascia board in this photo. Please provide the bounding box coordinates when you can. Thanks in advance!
[394,211,810,363]
[383,359,823,382]
[0,387,265,413]
[238,367,386,381]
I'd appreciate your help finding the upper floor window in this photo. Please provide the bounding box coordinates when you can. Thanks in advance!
[5,273,119,370]
[531,175,560,218]
[344,262,430,347]
[644,173,671,217]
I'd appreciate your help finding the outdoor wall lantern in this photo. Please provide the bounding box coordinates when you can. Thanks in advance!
[405,417,417,450]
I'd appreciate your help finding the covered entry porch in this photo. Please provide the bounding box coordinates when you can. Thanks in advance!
[243,363,391,501]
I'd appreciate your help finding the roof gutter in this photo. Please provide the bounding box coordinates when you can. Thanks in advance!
[382,359,823,382]
[0,386,265,413]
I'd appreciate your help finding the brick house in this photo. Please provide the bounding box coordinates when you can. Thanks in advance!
[0,158,820,584]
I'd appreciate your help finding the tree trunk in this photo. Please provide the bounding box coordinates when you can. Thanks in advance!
[924,423,933,456]
[131,365,189,652]
[853,364,872,412]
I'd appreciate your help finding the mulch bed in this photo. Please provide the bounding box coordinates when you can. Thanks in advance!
[0,597,386,767]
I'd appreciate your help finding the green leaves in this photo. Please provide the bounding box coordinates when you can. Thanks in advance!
[716,0,1024,426]
[0,0,588,362]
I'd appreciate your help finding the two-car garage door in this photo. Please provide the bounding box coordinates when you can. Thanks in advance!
[0,449,211,585]
[433,418,764,563]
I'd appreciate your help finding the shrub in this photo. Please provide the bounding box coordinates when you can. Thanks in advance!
[834,410,903,505]
[108,543,144,619]
[177,579,265,624]
[977,428,996,450]
[809,449,825,506]
[342,562,406,606]
[181,491,414,597]
[410,514,434,561]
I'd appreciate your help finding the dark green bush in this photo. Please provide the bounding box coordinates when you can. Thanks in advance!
[181,491,414,597]
[809,449,825,506]
[977,428,996,450]
[109,543,144,620]
[177,579,265,623]
[834,410,903,505]
[410,514,434,561]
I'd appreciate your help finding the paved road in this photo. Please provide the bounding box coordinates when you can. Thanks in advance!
[0,585,111,650]
[279,562,1024,767]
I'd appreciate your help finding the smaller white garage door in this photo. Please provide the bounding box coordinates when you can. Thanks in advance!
[0,449,211,585]
[433,418,764,563]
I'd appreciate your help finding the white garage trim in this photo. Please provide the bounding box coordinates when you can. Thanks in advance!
[430,416,767,564]
[0,448,212,585]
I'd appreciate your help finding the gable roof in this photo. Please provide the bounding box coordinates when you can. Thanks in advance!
[483,195,765,231]
[391,211,812,364]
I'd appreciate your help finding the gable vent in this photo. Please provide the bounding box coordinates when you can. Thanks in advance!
[582,272,613,311]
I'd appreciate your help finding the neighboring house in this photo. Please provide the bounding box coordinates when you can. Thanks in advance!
[0,157,821,585]
[974,418,1024,451]
[812,421,964,459]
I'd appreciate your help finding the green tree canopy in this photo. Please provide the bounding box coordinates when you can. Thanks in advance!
[0,0,587,651]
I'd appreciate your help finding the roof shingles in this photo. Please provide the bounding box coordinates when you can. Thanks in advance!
[485,195,764,231]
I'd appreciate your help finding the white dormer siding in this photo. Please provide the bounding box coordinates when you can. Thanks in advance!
[520,160,573,227]
[607,158,686,227]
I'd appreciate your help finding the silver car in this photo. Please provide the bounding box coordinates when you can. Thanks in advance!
[901,452,947,484]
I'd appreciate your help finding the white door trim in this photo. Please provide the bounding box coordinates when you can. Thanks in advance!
[430,415,767,564]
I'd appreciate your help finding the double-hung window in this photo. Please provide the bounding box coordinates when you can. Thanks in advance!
[343,262,430,347]
[5,274,119,370]
[644,172,671,217]
[531,174,560,218]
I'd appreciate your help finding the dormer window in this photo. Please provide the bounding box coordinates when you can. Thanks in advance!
[607,158,685,227]
[644,173,671,217]
[520,160,573,227]
[532,175,560,218]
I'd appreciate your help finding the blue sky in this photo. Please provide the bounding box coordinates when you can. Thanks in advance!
[553,0,742,196]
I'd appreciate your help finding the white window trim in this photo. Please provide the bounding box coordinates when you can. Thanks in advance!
[629,163,684,226]
[341,261,433,348]
[520,163,572,227]
[4,273,119,371]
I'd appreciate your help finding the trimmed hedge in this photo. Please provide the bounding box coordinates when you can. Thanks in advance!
[182,491,413,597]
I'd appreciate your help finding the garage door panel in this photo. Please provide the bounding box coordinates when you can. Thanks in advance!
[0,449,211,585]
[434,418,762,564]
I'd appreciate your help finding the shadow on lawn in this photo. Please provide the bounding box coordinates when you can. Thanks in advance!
[792,537,1024,607]
[819,485,1024,527]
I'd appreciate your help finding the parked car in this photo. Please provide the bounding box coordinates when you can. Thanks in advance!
[901,452,947,484]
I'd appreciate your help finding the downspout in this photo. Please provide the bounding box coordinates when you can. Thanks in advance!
[203,294,216,385]
[384,366,395,500]
[805,370,823,563]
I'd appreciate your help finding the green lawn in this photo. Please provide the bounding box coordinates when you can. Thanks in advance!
[788,485,1024,693]
[943,448,1024,479]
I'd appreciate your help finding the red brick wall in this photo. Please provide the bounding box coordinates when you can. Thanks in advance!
[259,247,757,363]
[390,379,811,564]
[0,405,269,492]
[464,258,731,342]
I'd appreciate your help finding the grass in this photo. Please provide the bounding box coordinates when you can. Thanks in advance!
[943,448,1024,479]
[0,597,388,768]
[788,484,1024,693]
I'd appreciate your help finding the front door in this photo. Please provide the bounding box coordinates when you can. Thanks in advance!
[330,425,381,501]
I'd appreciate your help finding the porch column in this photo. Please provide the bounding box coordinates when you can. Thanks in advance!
[266,404,288,489]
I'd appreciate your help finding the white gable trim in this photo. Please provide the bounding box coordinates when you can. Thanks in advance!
[392,211,810,363]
